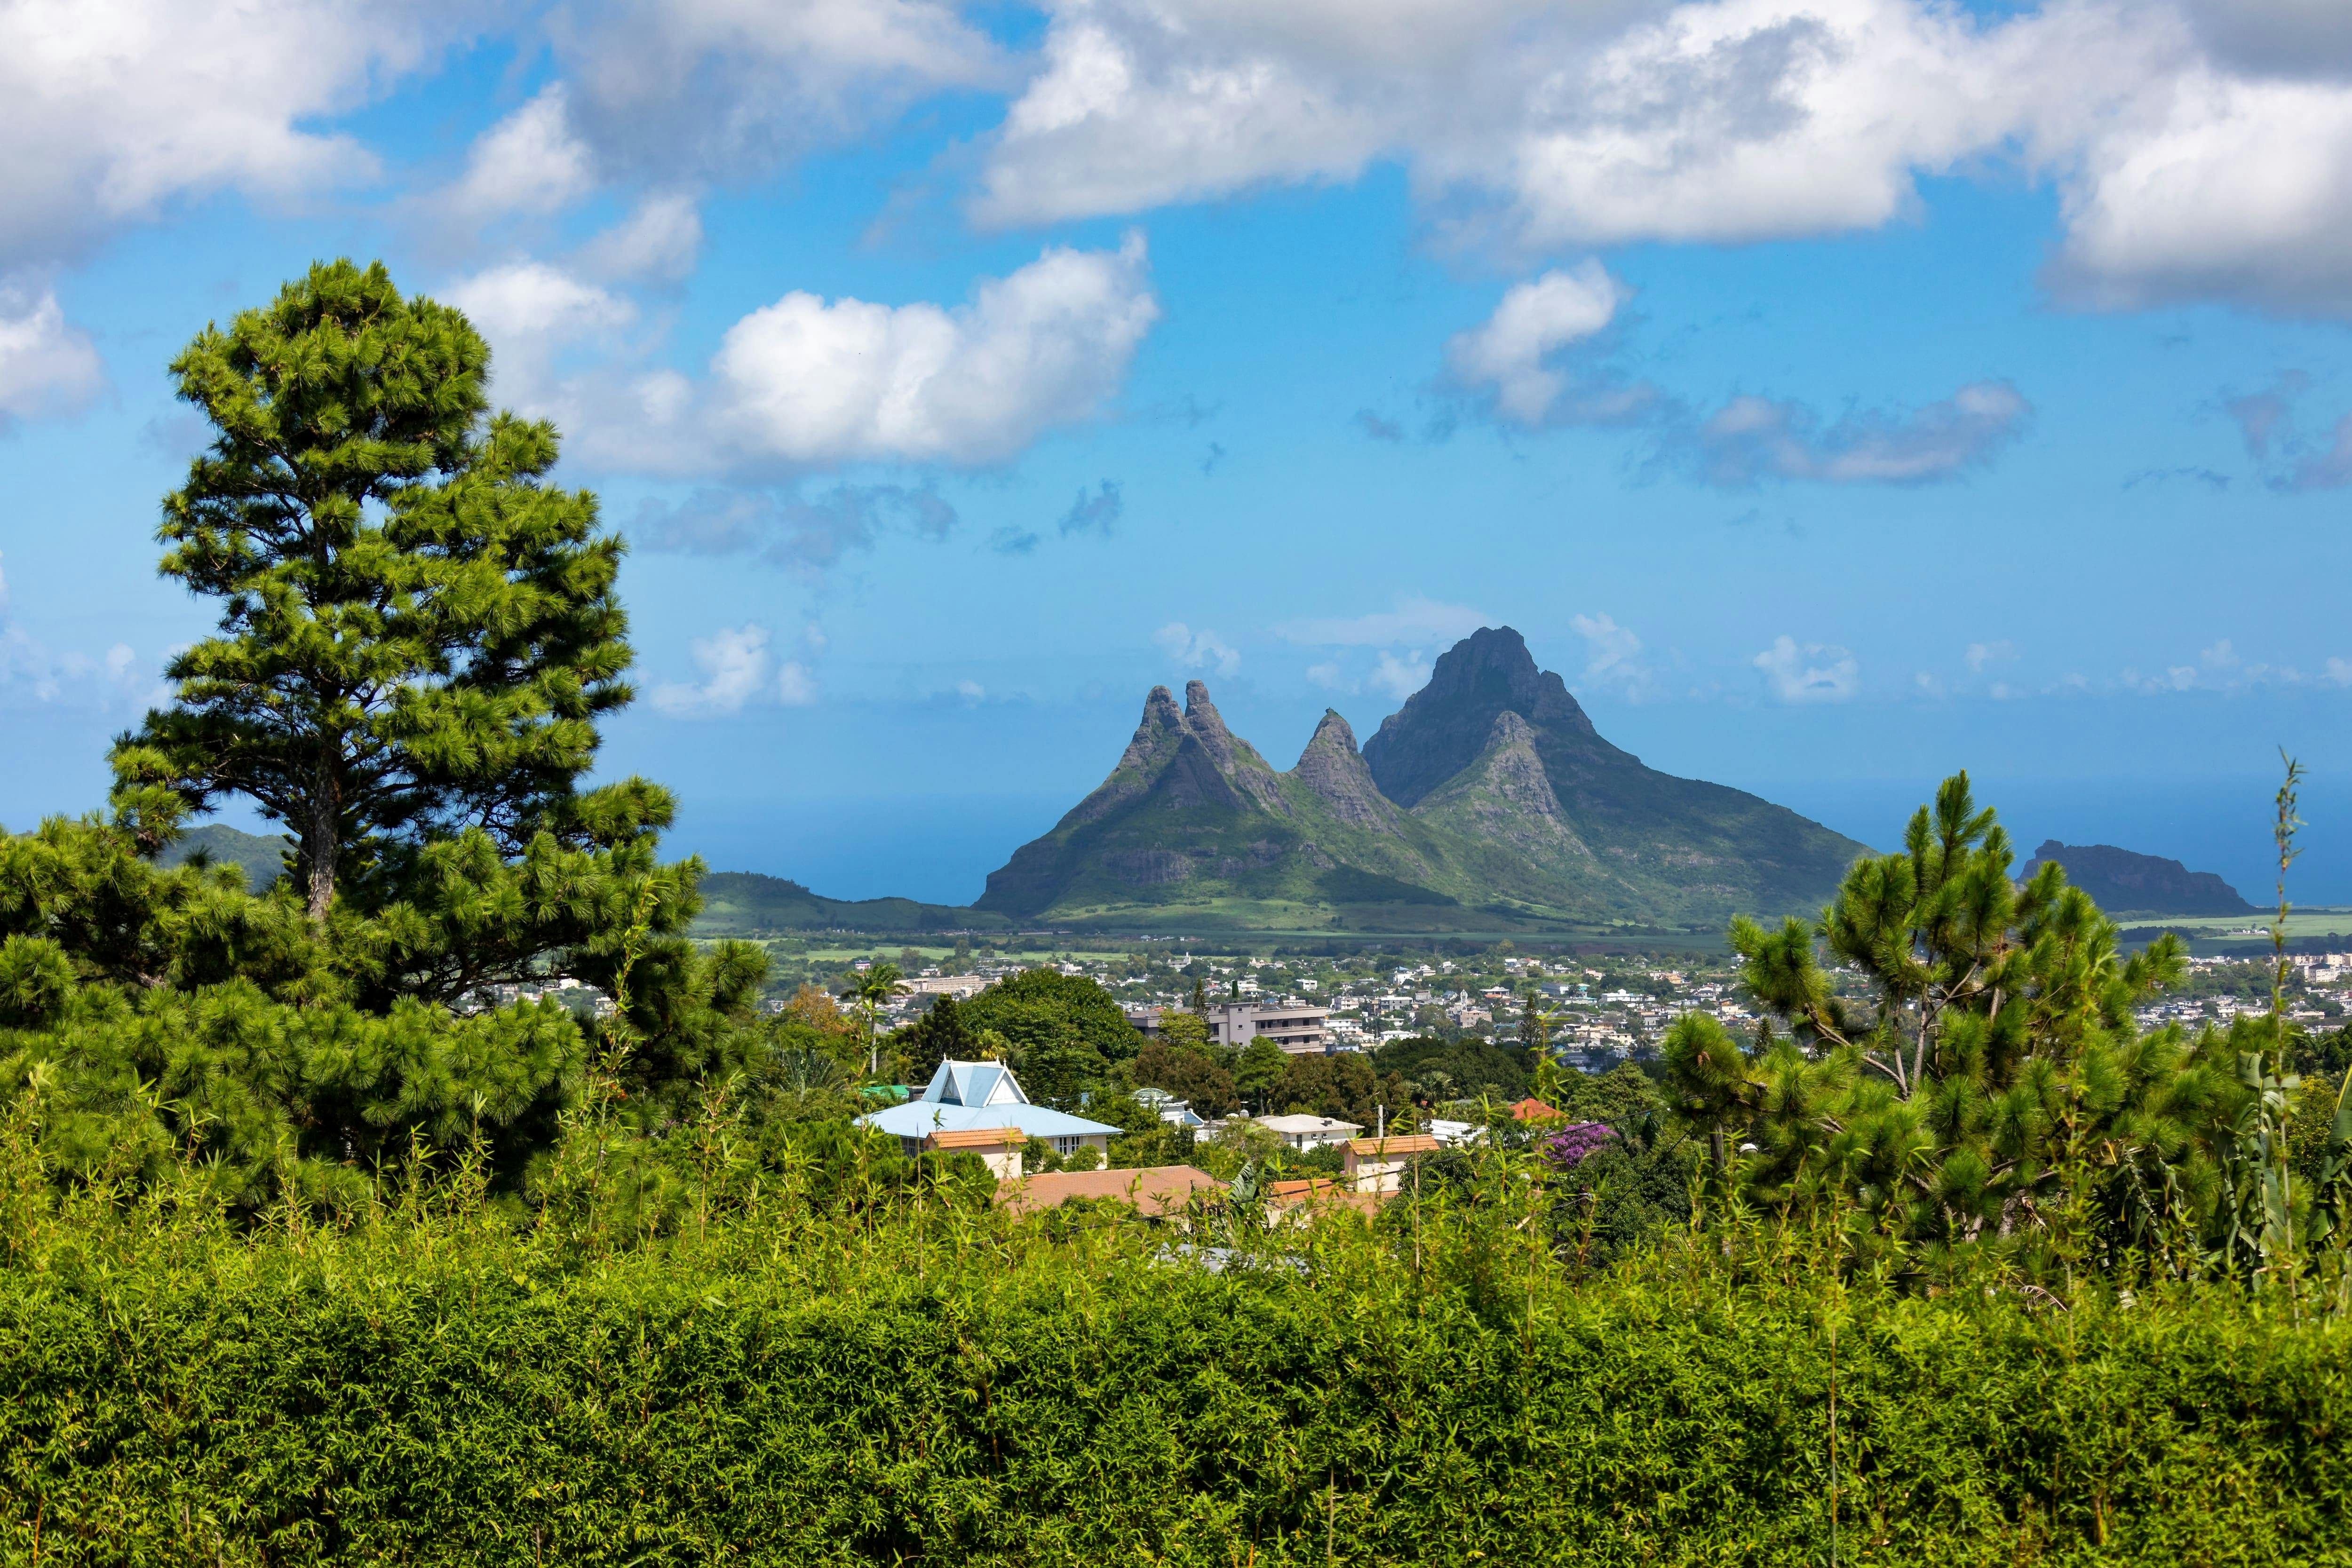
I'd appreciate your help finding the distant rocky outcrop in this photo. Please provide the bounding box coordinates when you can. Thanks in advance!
[695,873,1014,935]
[2021,840,2256,916]
[976,626,1871,929]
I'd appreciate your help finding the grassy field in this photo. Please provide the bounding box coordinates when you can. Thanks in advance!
[2112,909,2352,954]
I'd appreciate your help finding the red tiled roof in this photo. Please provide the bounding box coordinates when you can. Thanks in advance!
[927,1127,1022,1149]
[1344,1135,1440,1156]
[1266,1177,1383,1217]
[995,1164,1225,1216]
[1509,1098,1565,1122]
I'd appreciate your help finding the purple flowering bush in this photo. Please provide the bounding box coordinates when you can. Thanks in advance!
[1543,1122,1615,1170]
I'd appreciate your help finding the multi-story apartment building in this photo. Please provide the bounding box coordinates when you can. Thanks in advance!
[1207,1000,1331,1054]
[1126,1001,1336,1054]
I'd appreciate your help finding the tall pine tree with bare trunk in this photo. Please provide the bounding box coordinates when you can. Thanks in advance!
[112,259,638,924]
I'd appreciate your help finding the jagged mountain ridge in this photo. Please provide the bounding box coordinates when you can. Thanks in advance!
[977,628,1871,928]
[978,681,1470,921]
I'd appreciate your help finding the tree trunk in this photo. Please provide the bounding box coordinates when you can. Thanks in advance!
[303,747,340,922]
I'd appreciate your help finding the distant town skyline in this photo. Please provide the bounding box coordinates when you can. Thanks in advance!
[6,0,2352,901]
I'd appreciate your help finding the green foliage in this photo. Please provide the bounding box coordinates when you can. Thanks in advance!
[1373,1033,1531,1103]
[843,962,903,1073]
[1544,1118,1700,1269]
[955,968,1140,1109]
[1130,1037,1238,1118]
[1233,1036,1287,1110]
[960,967,1142,1064]
[1661,770,2352,1284]
[1269,1050,1407,1128]
[1554,1061,1666,1132]
[115,258,644,930]
[4,980,584,1206]
[891,995,976,1085]
[8,1147,2349,1568]
[0,261,760,1209]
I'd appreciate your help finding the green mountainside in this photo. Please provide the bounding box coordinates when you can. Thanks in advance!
[975,628,1872,931]
[1364,627,1873,920]
[159,824,291,892]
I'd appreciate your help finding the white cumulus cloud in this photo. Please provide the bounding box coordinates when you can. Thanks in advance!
[1446,261,1629,424]
[649,624,817,717]
[1570,612,1658,699]
[443,261,637,414]
[1965,639,2016,673]
[578,191,704,284]
[1155,621,1241,677]
[710,233,1159,467]
[0,0,454,271]
[552,0,1006,182]
[438,85,598,230]
[1696,380,2031,486]
[1369,649,1430,700]
[968,0,2352,320]
[0,285,104,426]
[1753,634,1858,703]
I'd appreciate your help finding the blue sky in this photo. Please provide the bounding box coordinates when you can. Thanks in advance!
[6,0,2352,904]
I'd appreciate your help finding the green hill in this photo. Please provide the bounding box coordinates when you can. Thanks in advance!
[975,627,1870,932]
[693,872,1010,936]
[159,824,290,892]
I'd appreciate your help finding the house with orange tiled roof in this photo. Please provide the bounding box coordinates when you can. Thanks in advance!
[1508,1097,1564,1122]
[1342,1133,1440,1195]
[1266,1176,1382,1220]
[924,1126,1025,1179]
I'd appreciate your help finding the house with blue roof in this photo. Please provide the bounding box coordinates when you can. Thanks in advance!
[856,1060,1120,1162]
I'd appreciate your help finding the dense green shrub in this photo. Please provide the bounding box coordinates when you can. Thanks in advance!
[4,1146,2350,1567]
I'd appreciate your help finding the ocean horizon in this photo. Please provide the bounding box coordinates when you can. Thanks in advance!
[663,774,2352,915]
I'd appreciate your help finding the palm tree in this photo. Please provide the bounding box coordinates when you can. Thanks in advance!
[847,962,905,1076]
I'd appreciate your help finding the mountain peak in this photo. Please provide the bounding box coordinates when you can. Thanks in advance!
[1487,709,1537,749]
[1108,685,1187,774]
[1291,708,1400,832]
[978,630,1870,926]
[1184,680,1231,756]
[1302,707,1359,754]
[1362,625,1599,808]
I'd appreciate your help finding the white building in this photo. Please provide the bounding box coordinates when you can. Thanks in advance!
[857,1060,1119,1162]
[907,974,988,1001]
[1252,1113,1361,1151]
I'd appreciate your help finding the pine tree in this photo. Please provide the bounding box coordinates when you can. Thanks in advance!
[1662,772,2221,1259]
[113,259,638,925]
